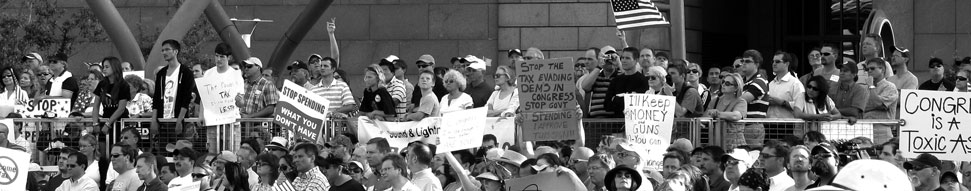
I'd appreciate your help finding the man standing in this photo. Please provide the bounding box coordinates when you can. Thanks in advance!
[667,62,700,117]
[638,47,656,71]
[109,144,142,191]
[786,145,812,191]
[151,39,197,143]
[507,49,524,66]
[238,57,279,118]
[919,58,954,91]
[814,44,842,82]
[291,143,331,191]
[462,55,493,108]
[407,142,442,191]
[829,62,869,118]
[887,47,918,90]
[857,34,894,86]
[410,54,447,105]
[204,43,245,152]
[42,53,80,106]
[135,153,166,191]
[310,56,357,116]
[57,151,99,191]
[760,142,793,191]
[863,57,899,144]
[738,50,768,145]
[580,46,619,118]
[704,66,722,109]
[606,47,650,117]
[765,51,805,118]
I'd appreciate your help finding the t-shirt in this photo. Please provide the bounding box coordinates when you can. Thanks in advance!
[829,82,869,117]
[410,77,447,105]
[439,93,474,115]
[167,174,193,188]
[918,79,955,91]
[606,72,649,117]
[887,71,918,90]
[464,81,494,108]
[204,67,246,96]
[329,179,366,191]
[360,87,396,115]
[93,80,132,118]
[163,65,181,118]
[415,91,440,117]
[743,73,770,118]
[109,169,142,191]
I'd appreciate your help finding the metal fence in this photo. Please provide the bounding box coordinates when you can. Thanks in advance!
[14,117,898,165]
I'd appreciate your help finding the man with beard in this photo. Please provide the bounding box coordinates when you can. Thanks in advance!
[696,146,729,191]
[785,145,813,191]
[806,143,839,189]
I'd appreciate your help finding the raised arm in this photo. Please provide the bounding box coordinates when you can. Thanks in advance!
[327,18,340,65]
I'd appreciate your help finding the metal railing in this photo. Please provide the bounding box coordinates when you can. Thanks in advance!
[13,117,899,165]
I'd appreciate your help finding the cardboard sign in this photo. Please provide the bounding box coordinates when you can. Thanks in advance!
[196,77,242,126]
[358,117,441,153]
[14,99,70,118]
[624,94,676,171]
[274,80,329,142]
[898,89,971,160]
[438,108,487,153]
[0,147,29,190]
[505,172,585,191]
[517,58,580,142]
[123,71,144,80]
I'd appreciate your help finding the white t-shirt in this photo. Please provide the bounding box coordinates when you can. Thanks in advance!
[438,93,474,115]
[109,168,142,191]
[167,174,194,188]
[163,65,181,118]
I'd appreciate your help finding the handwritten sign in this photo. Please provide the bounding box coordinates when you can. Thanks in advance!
[517,57,580,141]
[898,89,971,160]
[624,94,676,171]
[485,117,516,150]
[14,99,70,118]
[505,172,585,191]
[274,80,329,142]
[0,147,29,190]
[358,117,441,153]
[196,77,241,125]
[438,108,487,153]
[520,110,581,142]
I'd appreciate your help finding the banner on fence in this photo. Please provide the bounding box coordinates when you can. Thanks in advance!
[274,80,329,142]
[196,77,242,126]
[438,108,487,153]
[624,94,676,171]
[14,99,70,118]
[0,147,29,190]
[517,57,580,142]
[898,89,971,160]
[504,172,585,191]
[358,115,517,153]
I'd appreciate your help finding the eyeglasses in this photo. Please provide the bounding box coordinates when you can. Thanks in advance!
[191,173,209,179]
[36,73,50,77]
[740,59,755,64]
[958,76,968,81]
[647,76,660,81]
[689,69,700,74]
[722,81,737,87]
[821,52,833,56]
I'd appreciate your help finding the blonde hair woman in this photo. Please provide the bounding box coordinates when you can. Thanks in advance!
[486,66,518,117]
[645,66,673,95]
[439,69,473,114]
[360,64,396,120]
[704,73,748,148]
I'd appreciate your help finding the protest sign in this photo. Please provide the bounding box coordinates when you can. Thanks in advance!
[438,108,487,153]
[520,110,582,142]
[358,117,441,153]
[485,117,516,150]
[196,77,242,125]
[0,147,29,190]
[14,99,70,118]
[898,89,971,160]
[123,71,144,79]
[274,80,329,142]
[517,57,580,141]
[624,94,676,171]
[505,172,585,191]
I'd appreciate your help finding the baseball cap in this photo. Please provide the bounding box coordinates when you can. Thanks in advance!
[244,57,263,68]
[308,54,322,62]
[49,53,68,63]
[508,49,523,57]
[266,137,288,151]
[464,55,486,71]
[165,140,194,153]
[172,147,199,160]
[325,135,353,149]
[807,159,912,191]
[904,153,942,170]
[841,61,859,74]
[287,61,308,71]
[417,54,435,64]
[476,172,500,181]
[213,150,238,163]
[570,147,595,162]
[24,53,43,63]
[601,46,617,55]
[722,148,755,168]
[810,143,837,157]
[385,55,400,62]
[534,146,559,158]
[497,150,527,167]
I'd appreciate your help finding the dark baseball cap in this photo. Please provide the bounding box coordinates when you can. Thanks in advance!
[841,61,858,74]
[172,147,199,160]
[904,153,941,170]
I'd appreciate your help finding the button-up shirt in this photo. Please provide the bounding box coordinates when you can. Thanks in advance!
[829,81,869,117]
[410,168,443,191]
[292,167,330,191]
[864,79,898,119]
[240,77,279,116]
[767,72,805,118]
[56,176,99,191]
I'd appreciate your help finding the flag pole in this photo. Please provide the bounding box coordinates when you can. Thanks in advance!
[670,0,687,59]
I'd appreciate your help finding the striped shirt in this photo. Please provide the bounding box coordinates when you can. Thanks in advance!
[387,77,408,117]
[588,71,618,118]
[309,79,356,113]
[743,73,769,118]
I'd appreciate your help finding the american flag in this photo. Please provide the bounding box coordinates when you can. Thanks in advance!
[611,0,670,30]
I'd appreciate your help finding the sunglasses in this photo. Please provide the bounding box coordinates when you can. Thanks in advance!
[66,164,79,169]
[647,76,660,81]
[36,73,50,77]
[191,173,209,179]
[689,69,700,74]
[725,159,741,166]
[722,81,737,87]
[958,76,968,81]
[245,64,258,69]
[821,52,833,56]
[279,165,290,172]
[417,64,431,68]
[493,74,509,78]
[2,75,13,79]
[734,64,743,68]
[812,153,833,160]
[111,154,123,159]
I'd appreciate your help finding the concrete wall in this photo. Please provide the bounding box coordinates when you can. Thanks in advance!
[875,0,971,80]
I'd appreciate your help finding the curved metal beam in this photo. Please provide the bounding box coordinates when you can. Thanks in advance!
[206,0,251,62]
[84,0,145,70]
[145,0,213,78]
[267,0,336,74]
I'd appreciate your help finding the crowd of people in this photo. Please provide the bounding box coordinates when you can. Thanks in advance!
[2,18,970,191]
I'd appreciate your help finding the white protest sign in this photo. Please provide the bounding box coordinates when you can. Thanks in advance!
[123,71,144,80]
[0,147,29,190]
[485,117,516,150]
[358,117,441,154]
[196,77,242,126]
[275,80,329,142]
[898,89,971,160]
[14,99,70,118]
[438,108,487,153]
[624,94,676,171]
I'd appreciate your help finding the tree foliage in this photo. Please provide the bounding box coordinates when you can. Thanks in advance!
[0,0,106,69]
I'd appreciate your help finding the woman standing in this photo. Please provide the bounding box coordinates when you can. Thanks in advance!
[360,64,396,120]
[704,73,748,149]
[90,57,131,134]
[486,66,518,117]
[18,69,38,99]
[0,67,30,109]
[645,66,673,95]
[71,71,102,116]
[32,65,53,98]
[439,70,474,114]
[792,76,842,121]
[381,154,421,191]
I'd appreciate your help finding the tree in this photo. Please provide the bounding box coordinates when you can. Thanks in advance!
[0,0,106,70]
